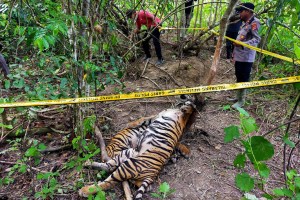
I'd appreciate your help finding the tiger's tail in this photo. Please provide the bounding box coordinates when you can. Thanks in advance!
[134,178,155,200]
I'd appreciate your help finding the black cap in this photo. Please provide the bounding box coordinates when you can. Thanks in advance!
[235,2,255,13]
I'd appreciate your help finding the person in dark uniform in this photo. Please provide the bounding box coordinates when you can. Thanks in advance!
[126,9,164,66]
[184,0,197,28]
[0,43,9,78]
[231,2,261,109]
[0,53,9,78]
[225,14,242,61]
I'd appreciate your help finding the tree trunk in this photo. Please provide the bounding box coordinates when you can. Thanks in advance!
[206,0,239,85]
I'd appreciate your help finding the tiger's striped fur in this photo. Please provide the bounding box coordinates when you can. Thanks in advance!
[79,100,196,199]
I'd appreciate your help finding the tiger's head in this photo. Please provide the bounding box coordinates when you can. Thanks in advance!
[177,94,198,133]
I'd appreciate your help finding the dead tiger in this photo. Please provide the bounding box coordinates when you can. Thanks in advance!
[79,96,197,199]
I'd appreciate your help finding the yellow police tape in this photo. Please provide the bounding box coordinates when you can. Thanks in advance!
[160,27,300,65]
[0,76,299,108]
[211,30,300,65]
[160,27,208,31]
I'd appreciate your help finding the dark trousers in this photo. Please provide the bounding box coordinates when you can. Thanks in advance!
[235,61,253,82]
[0,54,9,77]
[142,27,162,60]
[185,0,194,27]
[226,31,239,59]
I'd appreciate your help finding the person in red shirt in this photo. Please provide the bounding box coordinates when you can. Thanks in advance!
[126,9,164,66]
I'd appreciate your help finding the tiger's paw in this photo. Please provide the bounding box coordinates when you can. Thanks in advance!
[78,185,97,197]
[176,143,191,159]
[78,187,88,197]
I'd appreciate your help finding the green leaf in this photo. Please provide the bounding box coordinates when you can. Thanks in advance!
[38,143,47,151]
[273,188,293,197]
[241,117,257,134]
[88,187,97,193]
[0,123,13,129]
[12,79,25,89]
[233,153,246,168]
[110,56,116,67]
[224,125,240,143]
[283,134,295,148]
[49,178,57,187]
[286,169,297,180]
[34,37,45,51]
[295,177,300,188]
[0,108,3,114]
[262,193,273,199]
[37,173,45,180]
[159,182,170,193]
[294,83,300,90]
[110,34,118,46]
[18,164,27,173]
[254,162,270,178]
[294,43,300,59]
[42,38,49,49]
[4,80,10,89]
[237,107,249,117]
[273,188,284,196]
[151,193,161,198]
[249,136,274,161]
[25,146,39,157]
[95,190,106,200]
[235,173,254,192]
[103,43,110,51]
[60,78,68,88]
[222,105,231,110]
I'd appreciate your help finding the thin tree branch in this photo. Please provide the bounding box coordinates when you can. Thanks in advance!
[275,21,300,39]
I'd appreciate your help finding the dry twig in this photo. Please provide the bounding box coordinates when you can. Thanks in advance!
[140,59,150,77]
[87,125,133,200]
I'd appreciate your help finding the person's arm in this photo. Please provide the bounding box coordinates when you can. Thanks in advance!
[135,21,141,33]
[245,20,261,46]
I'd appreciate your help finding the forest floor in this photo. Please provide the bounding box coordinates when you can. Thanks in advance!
[0,34,299,200]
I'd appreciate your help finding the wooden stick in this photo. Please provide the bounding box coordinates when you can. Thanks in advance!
[93,125,133,200]
[122,181,133,200]
[94,125,110,162]
[140,59,150,77]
